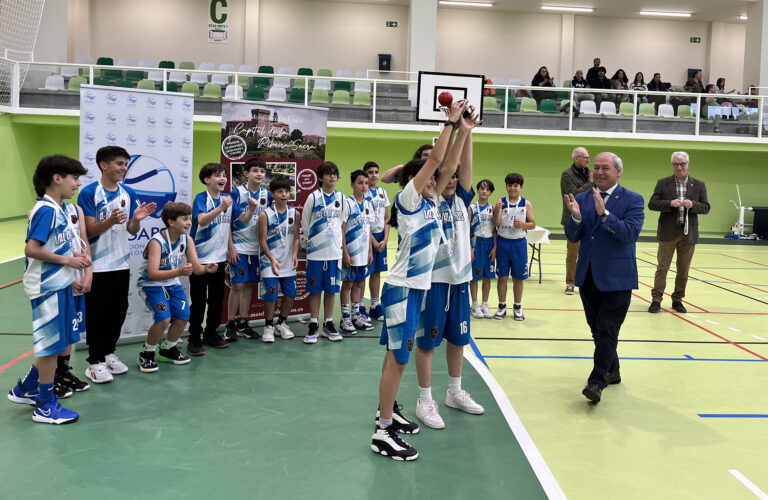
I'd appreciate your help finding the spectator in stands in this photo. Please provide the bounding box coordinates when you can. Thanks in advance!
[610,69,630,103]
[691,71,705,93]
[670,79,696,114]
[570,69,594,111]
[590,67,611,108]
[700,84,718,118]
[647,73,669,109]
[531,66,557,107]
[586,58,603,87]
[715,78,735,94]
[630,72,648,104]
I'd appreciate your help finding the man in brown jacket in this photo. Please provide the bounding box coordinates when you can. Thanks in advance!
[647,152,710,313]
[560,147,593,295]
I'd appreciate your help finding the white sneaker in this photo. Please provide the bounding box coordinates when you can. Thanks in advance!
[104,353,129,374]
[275,322,294,339]
[85,363,114,384]
[481,304,493,319]
[352,314,373,331]
[340,316,357,335]
[415,397,445,429]
[445,389,485,414]
[494,306,507,320]
[471,303,483,319]
[513,305,525,321]
[262,325,275,343]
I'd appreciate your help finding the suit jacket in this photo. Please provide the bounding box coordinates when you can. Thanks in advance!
[560,165,593,226]
[647,175,710,244]
[565,185,645,291]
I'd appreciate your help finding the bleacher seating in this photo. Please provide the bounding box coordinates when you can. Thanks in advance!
[638,103,656,117]
[657,104,674,117]
[137,80,155,90]
[225,84,243,99]
[332,90,350,105]
[520,97,538,112]
[43,75,65,91]
[580,101,597,114]
[289,88,305,103]
[352,91,371,106]
[267,87,287,102]
[202,83,222,99]
[246,85,265,101]
[181,82,199,97]
[65,76,86,92]
[310,89,329,104]
[599,101,616,114]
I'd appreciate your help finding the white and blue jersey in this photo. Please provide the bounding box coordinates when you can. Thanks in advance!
[470,202,494,246]
[191,191,241,264]
[24,197,81,299]
[497,196,527,240]
[343,196,373,267]
[431,184,474,285]
[231,184,271,254]
[365,186,390,235]
[77,181,138,272]
[137,230,188,288]
[260,206,297,279]
[385,180,442,290]
[302,189,346,261]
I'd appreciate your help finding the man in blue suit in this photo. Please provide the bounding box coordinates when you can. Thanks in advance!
[564,152,644,403]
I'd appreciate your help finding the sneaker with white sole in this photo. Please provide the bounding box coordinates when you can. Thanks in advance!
[375,401,420,434]
[56,369,90,392]
[322,321,343,342]
[340,315,356,335]
[105,353,128,375]
[415,397,445,429]
[513,304,525,321]
[137,351,159,373]
[564,284,575,295]
[353,314,373,331]
[304,323,319,344]
[32,396,79,424]
[445,389,485,414]
[371,425,418,461]
[262,325,275,343]
[369,304,384,321]
[471,303,484,318]
[494,306,507,320]
[7,380,38,405]
[53,380,73,399]
[85,363,114,384]
[276,322,294,339]
[481,304,493,318]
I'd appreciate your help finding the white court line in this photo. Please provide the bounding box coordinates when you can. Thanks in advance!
[0,255,23,265]
[464,349,566,499]
[729,470,768,499]
[686,313,697,318]
[729,327,742,333]
[753,335,766,341]
[706,320,720,325]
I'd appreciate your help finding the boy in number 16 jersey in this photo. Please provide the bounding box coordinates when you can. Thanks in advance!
[363,161,390,322]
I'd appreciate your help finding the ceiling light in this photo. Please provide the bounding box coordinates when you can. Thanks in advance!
[438,1,494,7]
[541,5,594,13]
[639,11,692,17]
[740,15,748,20]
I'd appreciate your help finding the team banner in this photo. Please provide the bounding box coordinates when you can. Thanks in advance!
[79,85,194,341]
[219,100,328,322]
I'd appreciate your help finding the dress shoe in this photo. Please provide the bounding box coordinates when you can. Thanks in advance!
[582,384,602,403]
[648,301,661,313]
[607,371,621,385]
[671,301,687,313]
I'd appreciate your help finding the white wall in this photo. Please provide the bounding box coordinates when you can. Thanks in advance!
[34,0,68,63]
[710,22,746,91]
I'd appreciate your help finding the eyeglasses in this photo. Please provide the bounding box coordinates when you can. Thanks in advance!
[577,155,590,159]
[672,162,688,167]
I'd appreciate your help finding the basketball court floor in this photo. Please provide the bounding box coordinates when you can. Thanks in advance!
[1,220,766,499]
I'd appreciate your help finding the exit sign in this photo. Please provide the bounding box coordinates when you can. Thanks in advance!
[690,37,701,43]
[386,21,398,27]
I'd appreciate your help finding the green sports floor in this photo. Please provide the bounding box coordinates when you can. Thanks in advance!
[1,221,767,499]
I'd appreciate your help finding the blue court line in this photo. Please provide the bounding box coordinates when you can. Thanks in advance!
[698,414,768,418]
[468,336,489,369]
[483,355,767,363]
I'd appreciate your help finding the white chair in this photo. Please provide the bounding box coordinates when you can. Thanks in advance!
[354,81,371,93]
[313,79,331,91]
[138,59,155,68]
[224,84,243,99]
[408,89,417,107]
[43,74,65,90]
[75,55,92,65]
[60,65,80,78]
[267,86,287,102]
[116,58,134,67]
[213,63,234,85]
[239,64,254,74]
[355,70,367,79]
[508,78,524,86]
[336,69,352,78]
[273,77,291,89]
[579,101,597,114]
[277,66,294,75]
[198,62,215,71]
[147,70,164,82]
[191,63,214,84]
[168,71,187,83]
[657,104,674,117]
[599,101,616,114]
[490,76,505,85]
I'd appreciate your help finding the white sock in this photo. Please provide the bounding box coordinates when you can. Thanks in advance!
[482,301,488,306]
[472,301,479,307]
[164,340,177,349]
[143,343,157,352]
[371,298,381,307]
[448,376,462,395]
[419,386,432,401]
[324,317,333,324]
[352,302,360,314]
[310,317,318,325]
[341,304,349,315]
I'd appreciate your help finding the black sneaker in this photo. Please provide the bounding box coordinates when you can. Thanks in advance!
[236,318,259,339]
[225,320,239,342]
[371,425,418,461]
[53,379,73,399]
[321,321,342,342]
[56,369,90,392]
[204,335,230,349]
[137,351,159,373]
[376,401,420,434]
[187,338,206,356]
[158,344,191,365]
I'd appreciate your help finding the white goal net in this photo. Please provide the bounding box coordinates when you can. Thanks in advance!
[0,0,46,111]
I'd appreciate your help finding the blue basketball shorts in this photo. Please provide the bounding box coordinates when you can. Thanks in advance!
[260,276,297,302]
[496,236,529,280]
[229,253,260,285]
[379,284,426,364]
[472,236,496,280]
[306,259,341,294]
[141,284,190,323]
[31,285,80,357]
[417,282,471,350]
[369,231,388,273]
[342,265,368,283]
[73,293,86,337]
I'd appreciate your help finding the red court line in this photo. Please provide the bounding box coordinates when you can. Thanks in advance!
[0,279,22,290]
[689,266,768,294]
[0,349,34,373]
[717,253,768,268]
[631,292,768,362]
[637,280,709,313]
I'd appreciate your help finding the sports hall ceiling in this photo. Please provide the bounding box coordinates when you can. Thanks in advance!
[333,0,756,23]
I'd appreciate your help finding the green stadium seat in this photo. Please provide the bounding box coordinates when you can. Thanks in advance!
[298,67,313,76]
[166,81,178,92]
[237,75,250,87]
[178,61,195,70]
[310,89,329,104]
[619,102,634,117]
[246,85,265,101]
[137,80,155,90]
[158,60,175,69]
[181,82,200,97]
[202,83,221,98]
[638,103,656,117]
[93,77,110,86]
[316,69,332,77]
[332,90,350,105]
[115,79,133,88]
[103,68,123,79]
[126,70,144,81]
[482,96,499,111]
[252,76,270,88]
[352,91,371,106]
[333,81,351,92]
[564,80,572,87]
[499,94,518,112]
[96,57,113,66]
[289,87,306,104]
[65,76,86,92]
[293,77,308,89]
[520,97,538,112]
[677,105,694,118]
[540,99,558,113]
[258,65,274,74]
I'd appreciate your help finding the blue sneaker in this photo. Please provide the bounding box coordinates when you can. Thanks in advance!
[369,304,384,321]
[340,314,357,335]
[7,380,38,405]
[32,396,79,424]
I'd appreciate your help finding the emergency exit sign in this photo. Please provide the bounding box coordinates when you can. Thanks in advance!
[386,21,398,27]
[690,37,701,43]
